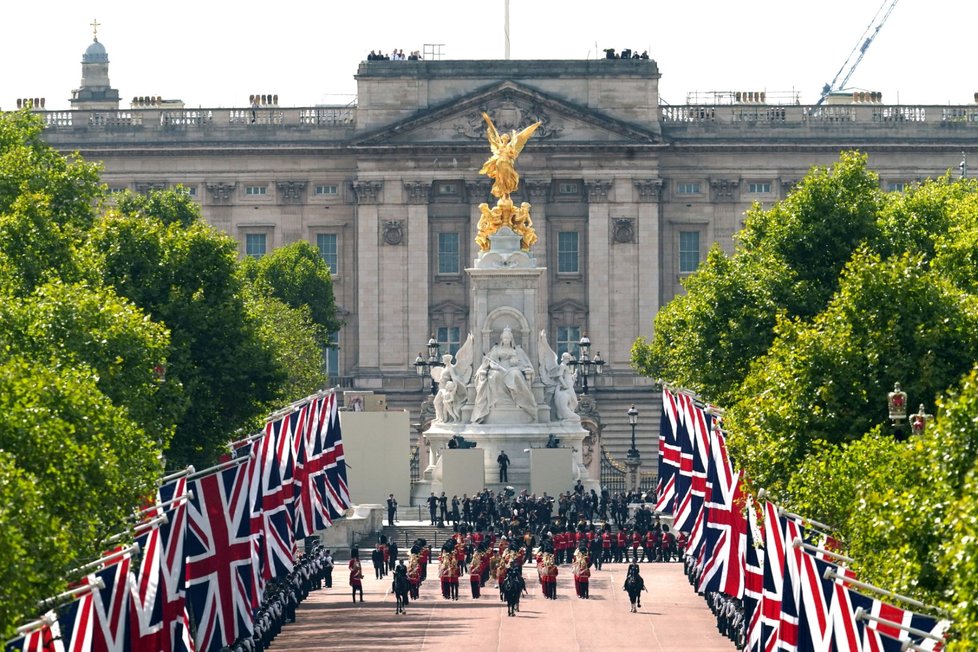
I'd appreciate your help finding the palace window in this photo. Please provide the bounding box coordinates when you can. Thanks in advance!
[437,182,458,196]
[324,331,340,378]
[245,185,267,196]
[747,182,771,193]
[679,231,700,273]
[887,181,906,192]
[437,232,460,275]
[245,233,267,259]
[557,326,581,358]
[558,231,580,274]
[557,182,579,195]
[317,233,338,273]
[677,182,701,194]
[437,326,461,356]
[315,184,338,196]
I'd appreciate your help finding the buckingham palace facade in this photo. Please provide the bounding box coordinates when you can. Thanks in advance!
[28,39,978,462]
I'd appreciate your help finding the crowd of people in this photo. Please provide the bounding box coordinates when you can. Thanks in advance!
[602,48,650,60]
[227,544,334,651]
[685,553,746,648]
[366,49,422,61]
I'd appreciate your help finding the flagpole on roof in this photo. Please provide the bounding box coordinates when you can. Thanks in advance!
[854,607,947,642]
[186,454,250,482]
[825,568,949,616]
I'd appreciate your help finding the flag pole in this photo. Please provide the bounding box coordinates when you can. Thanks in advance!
[37,576,105,609]
[791,537,854,563]
[186,454,249,482]
[137,491,192,516]
[228,429,265,450]
[264,387,332,422]
[108,513,169,543]
[67,543,140,578]
[778,506,835,534]
[854,607,947,642]
[159,465,195,484]
[825,569,948,615]
[14,611,58,636]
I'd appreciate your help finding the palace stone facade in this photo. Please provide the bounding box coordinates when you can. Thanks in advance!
[29,40,978,468]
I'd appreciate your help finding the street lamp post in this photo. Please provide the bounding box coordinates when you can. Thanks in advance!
[571,334,605,394]
[413,335,443,396]
[626,404,639,459]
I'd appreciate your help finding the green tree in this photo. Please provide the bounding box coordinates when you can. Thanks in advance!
[633,152,883,403]
[239,240,342,336]
[727,250,978,492]
[83,198,284,467]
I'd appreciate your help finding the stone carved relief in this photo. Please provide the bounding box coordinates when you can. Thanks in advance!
[584,180,612,203]
[134,182,166,194]
[575,395,603,471]
[710,178,740,201]
[633,178,664,201]
[206,182,237,204]
[523,180,551,201]
[454,101,563,140]
[383,220,404,246]
[276,181,307,204]
[612,218,636,244]
[403,181,431,204]
[464,179,492,204]
[352,180,383,204]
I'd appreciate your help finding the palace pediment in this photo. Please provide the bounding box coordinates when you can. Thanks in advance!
[353,81,659,148]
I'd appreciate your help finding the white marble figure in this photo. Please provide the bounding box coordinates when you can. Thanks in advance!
[538,329,580,422]
[431,334,474,423]
[471,326,537,423]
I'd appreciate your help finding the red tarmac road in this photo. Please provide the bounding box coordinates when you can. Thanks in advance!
[273,561,735,651]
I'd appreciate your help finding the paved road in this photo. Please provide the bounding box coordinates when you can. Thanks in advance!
[272,561,736,651]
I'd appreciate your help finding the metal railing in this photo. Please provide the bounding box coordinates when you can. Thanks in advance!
[600,450,627,494]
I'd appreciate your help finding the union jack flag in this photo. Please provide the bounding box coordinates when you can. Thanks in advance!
[655,387,681,514]
[674,397,712,533]
[760,501,788,652]
[294,397,331,539]
[835,586,950,652]
[670,393,695,520]
[185,462,255,652]
[796,550,837,652]
[743,494,765,652]
[89,551,133,652]
[5,613,63,652]
[56,584,96,652]
[156,478,194,652]
[128,521,164,652]
[321,393,351,518]
[695,460,745,600]
[251,420,296,583]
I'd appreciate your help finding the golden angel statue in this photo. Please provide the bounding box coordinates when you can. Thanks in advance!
[478,112,542,199]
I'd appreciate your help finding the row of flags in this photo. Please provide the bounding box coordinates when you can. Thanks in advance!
[7,389,351,652]
[656,386,952,652]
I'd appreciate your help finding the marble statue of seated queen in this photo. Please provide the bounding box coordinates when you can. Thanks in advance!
[471,326,537,423]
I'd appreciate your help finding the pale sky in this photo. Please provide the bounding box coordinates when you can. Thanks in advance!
[1,0,972,111]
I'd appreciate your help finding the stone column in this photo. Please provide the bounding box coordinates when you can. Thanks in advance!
[584,180,612,358]
[352,180,383,378]
[402,181,431,372]
[634,179,663,343]
[624,455,642,493]
[205,182,236,236]
[524,179,551,340]
[276,180,307,245]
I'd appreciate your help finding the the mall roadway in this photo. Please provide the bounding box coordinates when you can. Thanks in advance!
[272,560,736,652]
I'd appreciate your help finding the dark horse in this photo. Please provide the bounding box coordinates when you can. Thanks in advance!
[392,566,411,615]
[501,568,526,617]
[623,563,647,613]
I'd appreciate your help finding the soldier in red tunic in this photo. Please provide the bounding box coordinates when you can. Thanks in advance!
[470,548,484,598]
[349,547,364,603]
[616,529,628,563]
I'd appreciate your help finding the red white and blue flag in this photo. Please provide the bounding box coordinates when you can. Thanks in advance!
[185,462,255,652]
[655,388,681,514]
[321,393,351,518]
[5,614,64,652]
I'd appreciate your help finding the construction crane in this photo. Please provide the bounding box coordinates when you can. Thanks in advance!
[814,0,901,107]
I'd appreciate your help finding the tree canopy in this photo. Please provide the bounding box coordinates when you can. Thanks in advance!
[633,153,978,647]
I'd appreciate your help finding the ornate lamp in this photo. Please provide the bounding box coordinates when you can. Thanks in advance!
[887,382,907,427]
[413,335,443,395]
[573,334,604,394]
[910,403,933,435]
[626,404,640,459]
